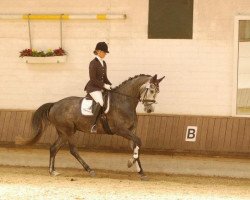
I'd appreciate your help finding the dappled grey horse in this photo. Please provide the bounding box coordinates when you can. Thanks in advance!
[19,74,164,180]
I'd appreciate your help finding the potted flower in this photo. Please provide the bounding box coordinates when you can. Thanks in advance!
[20,48,67,64]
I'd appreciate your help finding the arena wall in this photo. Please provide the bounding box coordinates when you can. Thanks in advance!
[0,110,249,156]
[0,1,250,155]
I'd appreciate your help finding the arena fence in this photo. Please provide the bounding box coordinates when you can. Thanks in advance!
[0,109,249,157]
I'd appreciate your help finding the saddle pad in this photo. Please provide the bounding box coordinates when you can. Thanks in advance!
[81,98,93,116]
[81,97,110,116]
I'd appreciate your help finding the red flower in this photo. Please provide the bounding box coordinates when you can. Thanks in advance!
[53,48,66,56]
[19,48,33,57]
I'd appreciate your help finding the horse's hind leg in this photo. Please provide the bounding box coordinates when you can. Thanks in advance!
[68,137,95,177]
[49,132,66,176]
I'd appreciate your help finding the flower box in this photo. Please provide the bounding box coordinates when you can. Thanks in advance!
[19,48,67,64]
[22,55,67,64]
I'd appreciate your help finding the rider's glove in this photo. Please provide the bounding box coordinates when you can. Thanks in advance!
[104,84,112,90]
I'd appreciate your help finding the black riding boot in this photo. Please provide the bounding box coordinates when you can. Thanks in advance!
[90,103,103,133]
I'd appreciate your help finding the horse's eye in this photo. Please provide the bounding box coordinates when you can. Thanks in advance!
[150,90,154,94]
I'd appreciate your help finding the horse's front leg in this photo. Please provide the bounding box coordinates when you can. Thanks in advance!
[116,128,148,181]
[127,141,148,181]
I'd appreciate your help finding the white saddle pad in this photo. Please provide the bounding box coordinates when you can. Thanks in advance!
[81,97,110,116]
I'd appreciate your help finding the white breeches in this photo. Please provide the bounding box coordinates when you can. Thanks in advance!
[90,91,104,107]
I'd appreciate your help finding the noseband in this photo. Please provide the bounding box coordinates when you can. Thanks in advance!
[139,87,157,105]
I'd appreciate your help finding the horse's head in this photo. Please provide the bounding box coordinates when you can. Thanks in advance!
[139,74,165,113]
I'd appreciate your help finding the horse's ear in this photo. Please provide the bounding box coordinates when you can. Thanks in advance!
[157,76,165,83]
[150,74,157,83]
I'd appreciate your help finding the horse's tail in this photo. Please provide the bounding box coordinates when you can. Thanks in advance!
[15,103,54,145]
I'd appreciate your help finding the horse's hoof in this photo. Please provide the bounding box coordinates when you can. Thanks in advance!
[50,171,60,177]
[89,170,96,177]
[140,175,149,181]
[127,158,135,168]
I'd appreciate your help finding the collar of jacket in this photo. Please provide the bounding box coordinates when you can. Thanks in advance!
[95,57,106,66]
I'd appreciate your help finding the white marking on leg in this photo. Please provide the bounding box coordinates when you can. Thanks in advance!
[135,160,141,172]
[133,146,139,159]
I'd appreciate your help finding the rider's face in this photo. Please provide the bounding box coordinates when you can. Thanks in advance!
[97,50,107,59]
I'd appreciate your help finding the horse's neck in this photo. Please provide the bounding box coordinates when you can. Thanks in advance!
[111,76,151,110]
[115,76,150,97]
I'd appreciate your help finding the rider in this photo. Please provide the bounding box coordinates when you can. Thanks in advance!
[84,42,112,133]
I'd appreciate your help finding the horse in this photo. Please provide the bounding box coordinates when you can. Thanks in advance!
[17,74,165,180]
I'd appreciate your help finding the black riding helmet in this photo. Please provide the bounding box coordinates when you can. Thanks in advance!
[94,42,109,54]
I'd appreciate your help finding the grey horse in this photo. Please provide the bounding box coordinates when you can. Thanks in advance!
[18,74,164,180]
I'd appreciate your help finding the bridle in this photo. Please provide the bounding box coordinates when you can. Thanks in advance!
[139,84,158,105]
[140,90,156,104]
[110,83,158,105]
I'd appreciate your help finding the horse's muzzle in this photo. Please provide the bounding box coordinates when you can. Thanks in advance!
[144,104,154,113]
[147,109,152,113]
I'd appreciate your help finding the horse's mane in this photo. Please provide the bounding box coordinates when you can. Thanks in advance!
[113,74,152,90]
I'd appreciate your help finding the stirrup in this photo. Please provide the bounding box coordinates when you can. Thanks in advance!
[90,124,97,133]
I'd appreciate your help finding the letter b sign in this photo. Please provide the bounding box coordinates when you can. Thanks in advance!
[185,126,197,142]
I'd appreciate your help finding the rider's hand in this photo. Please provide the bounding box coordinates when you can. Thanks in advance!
[104,84,112,90]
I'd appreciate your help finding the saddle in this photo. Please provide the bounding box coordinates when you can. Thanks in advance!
[81,91,110,116]
[81,91,113,135]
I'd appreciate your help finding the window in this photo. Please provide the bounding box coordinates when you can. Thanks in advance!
[148,0,193,39]
[239,20,250,42]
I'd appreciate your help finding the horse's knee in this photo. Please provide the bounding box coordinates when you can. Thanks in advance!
[136,137,142,147]
[69,147,75,155]
[50,146,56,155]
[129,141,135,150]
[131,138,141,148]
[69,145,77,155]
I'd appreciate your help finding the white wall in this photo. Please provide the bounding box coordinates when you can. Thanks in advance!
[0,0,249,116]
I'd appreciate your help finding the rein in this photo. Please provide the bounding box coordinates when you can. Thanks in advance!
[110,89,156,104]
[110,90,140,101]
